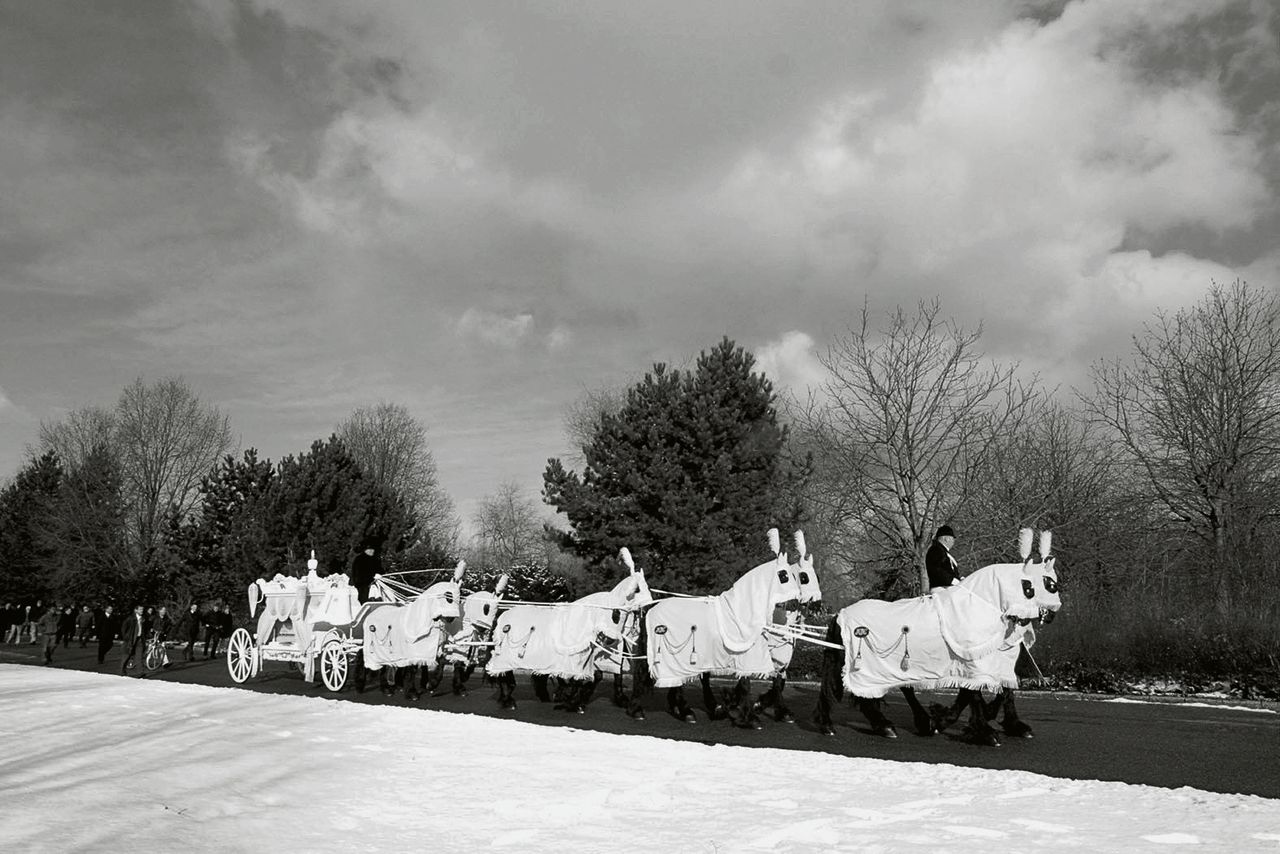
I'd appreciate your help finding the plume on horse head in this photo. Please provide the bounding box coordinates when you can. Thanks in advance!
[791,530,821,603]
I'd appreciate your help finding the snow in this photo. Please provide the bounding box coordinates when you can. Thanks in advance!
[1103,697,1277,714]
[1,665,1277,853]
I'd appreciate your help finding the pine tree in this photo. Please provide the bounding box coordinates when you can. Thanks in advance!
[0,452,63,601]
[545,338,806,593]
[40,445,130,603]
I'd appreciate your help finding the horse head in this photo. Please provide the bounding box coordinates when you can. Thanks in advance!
[418,560,464,623]
[729,527,801,609]
[790,530,822,604]
[1030,530,1062,624]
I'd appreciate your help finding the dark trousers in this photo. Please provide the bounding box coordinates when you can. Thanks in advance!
[184,638,197,660]
[97,638,114,664]
[204,628,222,658]
[121,639,141,675]
[79,627,92,647]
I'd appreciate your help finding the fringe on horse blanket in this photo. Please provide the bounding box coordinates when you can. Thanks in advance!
[647,597,779,689]
[837,594,1018,699]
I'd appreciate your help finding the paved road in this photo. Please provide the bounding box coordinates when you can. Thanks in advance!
[6,640,1277,799]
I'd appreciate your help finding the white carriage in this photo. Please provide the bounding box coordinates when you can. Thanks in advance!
[225,552,366,692]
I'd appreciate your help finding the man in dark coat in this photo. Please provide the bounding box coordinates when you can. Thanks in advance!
[120,604,146,675]
[96,605,120,664]
[349,539,383,692]
[349,539,383,604]
[926,525,961,591]
[181,603,202,661]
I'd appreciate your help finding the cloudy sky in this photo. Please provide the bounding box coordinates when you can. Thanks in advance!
[1,0,1277,527]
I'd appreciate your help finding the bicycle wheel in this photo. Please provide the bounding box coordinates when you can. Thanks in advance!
[145,641,165,671]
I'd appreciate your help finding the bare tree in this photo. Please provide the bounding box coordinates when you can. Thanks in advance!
[337,402,457,549]
[1084,280,1280,611]
[114,377,235,568]
[797,299,1037,595]
[38,406,117,470]
[471,480,546,569]
[561,383,629,468]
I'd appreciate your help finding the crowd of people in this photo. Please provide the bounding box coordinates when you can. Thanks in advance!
[1,599,234,675]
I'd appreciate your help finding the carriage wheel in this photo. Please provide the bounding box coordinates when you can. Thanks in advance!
[320,640,349,692]
[227,628,255,683]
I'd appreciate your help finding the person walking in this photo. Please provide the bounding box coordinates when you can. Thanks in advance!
[76,605,94,648]
[181,603,202,662]
[926,525,962,591]
[37,605,61,665]
[25,600,45,644]
[205,604,231,659]
[56,605,76,648]
[96,605,120,665]
[120,605,146,676]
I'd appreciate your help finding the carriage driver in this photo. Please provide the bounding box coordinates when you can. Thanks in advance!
[926,525,961,591]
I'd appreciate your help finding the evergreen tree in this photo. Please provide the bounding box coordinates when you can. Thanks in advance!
[40,445,130,604]
[545,338,805,593]
[0,452,63,601]
[266,436,418,577]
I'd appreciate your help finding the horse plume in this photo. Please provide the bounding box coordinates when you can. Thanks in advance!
[452,560,466,583]
[1018,528,1033,561]
[768,527,780,556]
[494,573,509,597]
[794,530,807,559]
[619,547,636,573]
[1039,530,1053,558]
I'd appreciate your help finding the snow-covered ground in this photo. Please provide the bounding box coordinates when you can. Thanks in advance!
[1,665,1276,853]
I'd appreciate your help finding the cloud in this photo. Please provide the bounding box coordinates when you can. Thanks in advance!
[754,332,829,399]
[455,308,534,349]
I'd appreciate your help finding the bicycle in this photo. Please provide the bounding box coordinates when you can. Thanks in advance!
[144,631,170,672]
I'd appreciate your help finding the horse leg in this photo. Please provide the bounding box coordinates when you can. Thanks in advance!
[761,673,794,723]
[900,687,936,736]
[928,691,967,733]
[403,665,421,701]
[451,662,469,697]
[812,617,844,736]
[996,688,1033,738]
[531,673,552,703]
[731,677,763,730]
[855,696,899,739]
[611,672,630,708]
[576,671,604,707]
[700,672,729,720]
[379,665,397,696]
[958,688,1002,747]
[353,651,367,693]
[426,660,447,695]
[667,686,697,723]
[498,671,518,710]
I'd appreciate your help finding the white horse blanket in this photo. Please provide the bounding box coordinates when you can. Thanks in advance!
[487,574,650,682]
[362,579,461,670]
[646,553,799,689]
[838,561,1046,698]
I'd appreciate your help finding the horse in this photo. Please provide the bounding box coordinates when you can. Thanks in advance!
[907,529,1063,742]
[486,550,653,713]
[359,562,464,696]
[814,535,1052,745]
[700,529,823,727]
[404,574,509,701]
[626,528,802,725]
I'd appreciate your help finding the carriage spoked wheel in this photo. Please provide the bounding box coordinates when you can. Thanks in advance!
[319,640,349,692]
[227,628,256,684]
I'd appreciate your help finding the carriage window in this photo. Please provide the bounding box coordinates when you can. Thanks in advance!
[1043,576,1059,594]
[799,571,810,585]
[1021,579,1035,599]
[777,569,790,584]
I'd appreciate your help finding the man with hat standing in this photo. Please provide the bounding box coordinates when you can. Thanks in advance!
[926,525,961,591]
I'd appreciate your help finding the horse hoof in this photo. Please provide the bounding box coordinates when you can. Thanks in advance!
[631,711,646,721]
[776,712,795,724]
[682,713,697,724]
[818,724,835,737]
[877,726,898,739]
